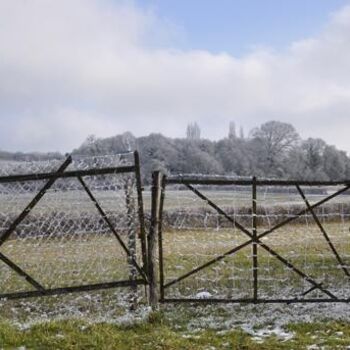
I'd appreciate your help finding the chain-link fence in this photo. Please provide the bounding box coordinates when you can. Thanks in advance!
[0,152,147,309]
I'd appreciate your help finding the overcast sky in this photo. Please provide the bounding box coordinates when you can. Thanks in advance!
[1,0,350,153]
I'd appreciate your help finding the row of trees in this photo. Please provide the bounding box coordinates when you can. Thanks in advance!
[73,121,350,183]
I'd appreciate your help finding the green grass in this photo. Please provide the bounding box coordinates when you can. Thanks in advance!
[0,234,131,292]
[0,317,350,349]
[1,191,350,348]
[1,221,347,349]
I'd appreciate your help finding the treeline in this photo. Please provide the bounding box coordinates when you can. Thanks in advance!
[72,121,350,184]
[0,120,348,183]
[0,150,63,162]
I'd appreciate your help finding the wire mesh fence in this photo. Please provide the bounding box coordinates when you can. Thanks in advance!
[155,174,350,303]
[0,152,147,309]
[2,153,350,321]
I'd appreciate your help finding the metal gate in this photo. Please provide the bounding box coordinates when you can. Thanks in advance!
[0,151,148,300]
[151,173,350,304]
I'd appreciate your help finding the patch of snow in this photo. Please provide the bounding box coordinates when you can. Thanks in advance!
[307,345,320,350]
[182,334,200,339]
[241,324,294,342]
[195,291,212,299]
[251,336,264,343]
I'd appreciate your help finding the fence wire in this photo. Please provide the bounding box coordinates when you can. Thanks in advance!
[0,152,145,303]
[159,178,350,302]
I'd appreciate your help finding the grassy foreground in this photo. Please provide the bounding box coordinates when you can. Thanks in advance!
[0,317,350,349]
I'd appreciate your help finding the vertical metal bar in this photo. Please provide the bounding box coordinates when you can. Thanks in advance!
[133,151,148,273]
[148,171,162,308]
[252,176,258,302]
[124,179,137,311]
[158,174,166,302]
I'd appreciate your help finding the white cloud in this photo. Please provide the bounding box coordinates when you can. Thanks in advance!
[0,0,350,152]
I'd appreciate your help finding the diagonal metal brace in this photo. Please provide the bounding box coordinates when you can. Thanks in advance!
[257,185,350,242]
[164,187,350,291]
[185,183,252,236]
[296,185,350,279]
[171,184,337,299]
[164,185,350,297]
[0,155,72,247]
[0,251,45,291]
[300,283,323,298]
[164,237,254,289]
[77,176,148,283]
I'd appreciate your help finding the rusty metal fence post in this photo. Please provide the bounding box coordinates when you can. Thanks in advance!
[252,176,258,302]
[133,151,148,273]
[124,179,138,310]
[148,171,163,308]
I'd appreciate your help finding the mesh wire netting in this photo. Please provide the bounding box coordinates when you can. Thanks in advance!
[160,179,350,301]
[0,153,147,322]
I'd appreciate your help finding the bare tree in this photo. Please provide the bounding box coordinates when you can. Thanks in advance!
[251,121,300,174]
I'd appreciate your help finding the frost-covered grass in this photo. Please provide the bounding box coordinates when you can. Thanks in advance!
[1,316,350,349]
[0,220,350,348]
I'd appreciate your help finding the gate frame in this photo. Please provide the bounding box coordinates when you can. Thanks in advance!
[0,151,148,301]
[150,173,350,304]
